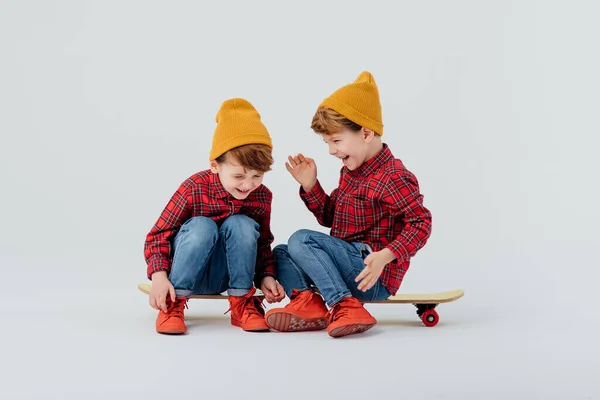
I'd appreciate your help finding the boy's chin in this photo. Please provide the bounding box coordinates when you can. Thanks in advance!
[344,160,362,170]
[339,156,360,170]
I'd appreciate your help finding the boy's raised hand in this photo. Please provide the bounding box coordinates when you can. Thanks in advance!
[260,276,285,303]
[149,271,176,312]
[285,153,317,192]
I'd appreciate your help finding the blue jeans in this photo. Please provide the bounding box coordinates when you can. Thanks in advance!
[274,229,391,307]
[168,215,259,298]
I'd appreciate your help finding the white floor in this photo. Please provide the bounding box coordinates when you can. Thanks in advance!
[2,257,598,400]
[2,1,600,398]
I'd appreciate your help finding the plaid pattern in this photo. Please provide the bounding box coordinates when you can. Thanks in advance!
[144,170,276,286]
[300,144,432,295]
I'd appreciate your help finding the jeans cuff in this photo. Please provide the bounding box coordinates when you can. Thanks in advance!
[175,289,192,298]
[227,288,251,297]
[327,291,352,308]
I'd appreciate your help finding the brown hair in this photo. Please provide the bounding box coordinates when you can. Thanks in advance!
[216,143,274,173]
[310,107,362,135]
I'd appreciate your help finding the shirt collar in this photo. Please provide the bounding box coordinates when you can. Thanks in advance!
[347,143,393,177]
[208,172,231,199]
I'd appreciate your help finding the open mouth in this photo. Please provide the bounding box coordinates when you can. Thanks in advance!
[236,188,250,194]
[341,156,350,163]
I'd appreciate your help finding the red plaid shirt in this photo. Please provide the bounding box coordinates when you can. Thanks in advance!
[300,144,432,295]
[144,170,276,286]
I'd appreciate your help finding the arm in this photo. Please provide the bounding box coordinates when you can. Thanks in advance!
[143,183,192,280]
[382,173,432,262]
[299,180,338,228]
[285,154,337,228]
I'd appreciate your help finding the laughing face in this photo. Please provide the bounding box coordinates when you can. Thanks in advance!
[322,128,377,171]
[210,156,264,200]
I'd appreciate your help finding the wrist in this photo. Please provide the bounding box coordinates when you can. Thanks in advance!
[151,270,168,281]
[382,248,396,263]
[302,180,316,192]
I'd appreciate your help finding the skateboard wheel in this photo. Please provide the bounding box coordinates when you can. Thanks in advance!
[421,309,438,327]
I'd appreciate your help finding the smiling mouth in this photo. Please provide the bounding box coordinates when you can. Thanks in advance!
[236,188,250,194]
[340,156,349,162]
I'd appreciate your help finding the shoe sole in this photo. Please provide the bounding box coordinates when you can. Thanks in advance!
[157,329,186,335]
[231,320,270,332]
[328,323,375,338]
[266,311,328,332]
[243,326,271,332]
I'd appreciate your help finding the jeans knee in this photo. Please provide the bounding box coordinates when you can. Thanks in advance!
[273,243,288,254]
[288,229,317,258]
[273,244,290,261]
[179,217,218,242]
[220,214,259,243]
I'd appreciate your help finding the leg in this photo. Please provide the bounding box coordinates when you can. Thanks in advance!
[273,244,314,297]
[265,244,329,332]
[265,229,370,333]
[286,229,366,307]
[189,242,229,295]
[155,216,219,334]
[169,216,220,298]
[287,230,379,338]
[190,234,229,296]
[219,214,259,296]
[219,214,269,332]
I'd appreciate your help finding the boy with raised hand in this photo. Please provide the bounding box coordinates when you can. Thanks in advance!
[265,72,432,338]
[144,98,285,335]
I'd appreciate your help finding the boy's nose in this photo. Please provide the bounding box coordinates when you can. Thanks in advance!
[328,145,336,155]
[240,180,253,190]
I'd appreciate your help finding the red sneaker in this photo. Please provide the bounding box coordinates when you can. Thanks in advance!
[327,297,376,338]
[156,297,188,335]
[226,287,270,332]
[265,289,329,332]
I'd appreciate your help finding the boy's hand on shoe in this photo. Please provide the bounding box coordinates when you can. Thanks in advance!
[355,248,396,292]
[149,271,176,312]
[260,276,285,303]
[285,153,317,192]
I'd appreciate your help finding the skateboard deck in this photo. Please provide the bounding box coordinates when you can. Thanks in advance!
[138,283,265,299]
[138,283,463,327]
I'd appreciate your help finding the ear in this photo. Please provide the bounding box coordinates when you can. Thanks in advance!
[362,128,375,142]
[209,160,219,174]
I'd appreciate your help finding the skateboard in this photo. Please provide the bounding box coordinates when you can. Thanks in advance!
[138,283,463,327]
[362,289,464,327]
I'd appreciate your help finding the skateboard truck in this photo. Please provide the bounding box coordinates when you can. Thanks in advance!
[415,303,439,327]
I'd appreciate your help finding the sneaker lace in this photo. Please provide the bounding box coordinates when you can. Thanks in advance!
[287,290,310,310]
[328,302,349,324]
[225,294,265,318]
[168,298,188,319]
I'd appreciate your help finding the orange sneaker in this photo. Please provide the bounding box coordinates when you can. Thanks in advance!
[156,297,188,335]
[327,297,376,338]
[225,287,270,332]
[265,289,329,332]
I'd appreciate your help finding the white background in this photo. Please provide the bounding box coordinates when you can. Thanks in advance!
[1,1,599,399]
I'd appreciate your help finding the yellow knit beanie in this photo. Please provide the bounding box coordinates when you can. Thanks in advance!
[319,71,384,135]
[209,98,273,160]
